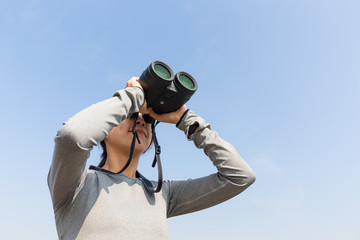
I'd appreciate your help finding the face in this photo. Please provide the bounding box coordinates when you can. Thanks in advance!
[104,113,153,154]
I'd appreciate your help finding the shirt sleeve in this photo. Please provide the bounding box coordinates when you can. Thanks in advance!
[47,87,145,212]
[164,110,256,218]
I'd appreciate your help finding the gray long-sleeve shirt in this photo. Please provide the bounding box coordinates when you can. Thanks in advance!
[48,87,256,240]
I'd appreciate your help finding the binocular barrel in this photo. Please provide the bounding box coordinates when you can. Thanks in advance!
[139,61,198,114]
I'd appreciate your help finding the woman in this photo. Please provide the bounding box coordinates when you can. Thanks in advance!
[48,77,256,239]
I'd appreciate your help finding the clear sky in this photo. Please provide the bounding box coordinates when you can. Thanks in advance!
[1,0,359,239]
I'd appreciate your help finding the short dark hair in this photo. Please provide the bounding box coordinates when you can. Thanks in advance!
[98,140,107,168]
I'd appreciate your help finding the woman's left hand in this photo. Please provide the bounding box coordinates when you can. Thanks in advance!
[149,105,187,124]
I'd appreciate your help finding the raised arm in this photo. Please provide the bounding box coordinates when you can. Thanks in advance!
[48,83,144,211]
[158,110,256,218]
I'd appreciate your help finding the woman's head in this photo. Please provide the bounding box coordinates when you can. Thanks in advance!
[98,113,153,167]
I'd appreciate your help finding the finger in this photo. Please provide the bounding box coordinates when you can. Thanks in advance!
[144,107,151,113]
[141,108,151,114]
[149,110,163,122]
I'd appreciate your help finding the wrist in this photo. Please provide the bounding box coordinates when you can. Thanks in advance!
[176,109,190,127]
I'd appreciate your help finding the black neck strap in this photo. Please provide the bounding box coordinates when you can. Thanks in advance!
[115,113,141,175]
[145,120,162,193]
[117,113,163,193]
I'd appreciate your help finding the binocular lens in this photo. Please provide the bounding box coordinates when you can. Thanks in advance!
[179,74,195,89]
[154,64,171,79]
[139,61,198,114]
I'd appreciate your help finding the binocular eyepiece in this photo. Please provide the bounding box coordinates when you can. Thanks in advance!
[139,61,198,115]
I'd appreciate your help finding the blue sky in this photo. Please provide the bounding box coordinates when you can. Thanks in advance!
[0,0,359,239]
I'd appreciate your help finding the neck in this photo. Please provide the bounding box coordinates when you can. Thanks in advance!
[103,147,141,178]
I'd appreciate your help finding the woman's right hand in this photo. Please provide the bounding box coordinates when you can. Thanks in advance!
[126,77,150,115]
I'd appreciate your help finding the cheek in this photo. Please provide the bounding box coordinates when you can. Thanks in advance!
[146,125,153,142]
[106,123,131,145]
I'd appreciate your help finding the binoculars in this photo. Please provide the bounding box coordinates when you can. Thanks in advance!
[139,61,198,114]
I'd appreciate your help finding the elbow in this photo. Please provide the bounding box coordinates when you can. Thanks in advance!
[228,167,256,189]
[56,124,77,143]
[237,157,256,187]
[246,169,256,186]
[242,165,256,188]
[55,123,92,150]
[232,169,256,195]
[220,168,256,198]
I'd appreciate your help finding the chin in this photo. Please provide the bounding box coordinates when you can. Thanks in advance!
[134,143,150,153]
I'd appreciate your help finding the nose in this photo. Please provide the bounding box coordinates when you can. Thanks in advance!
[136,114,145,127]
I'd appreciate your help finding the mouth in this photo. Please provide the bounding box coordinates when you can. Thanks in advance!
[129,129,147,137]
[136,130,146,137]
